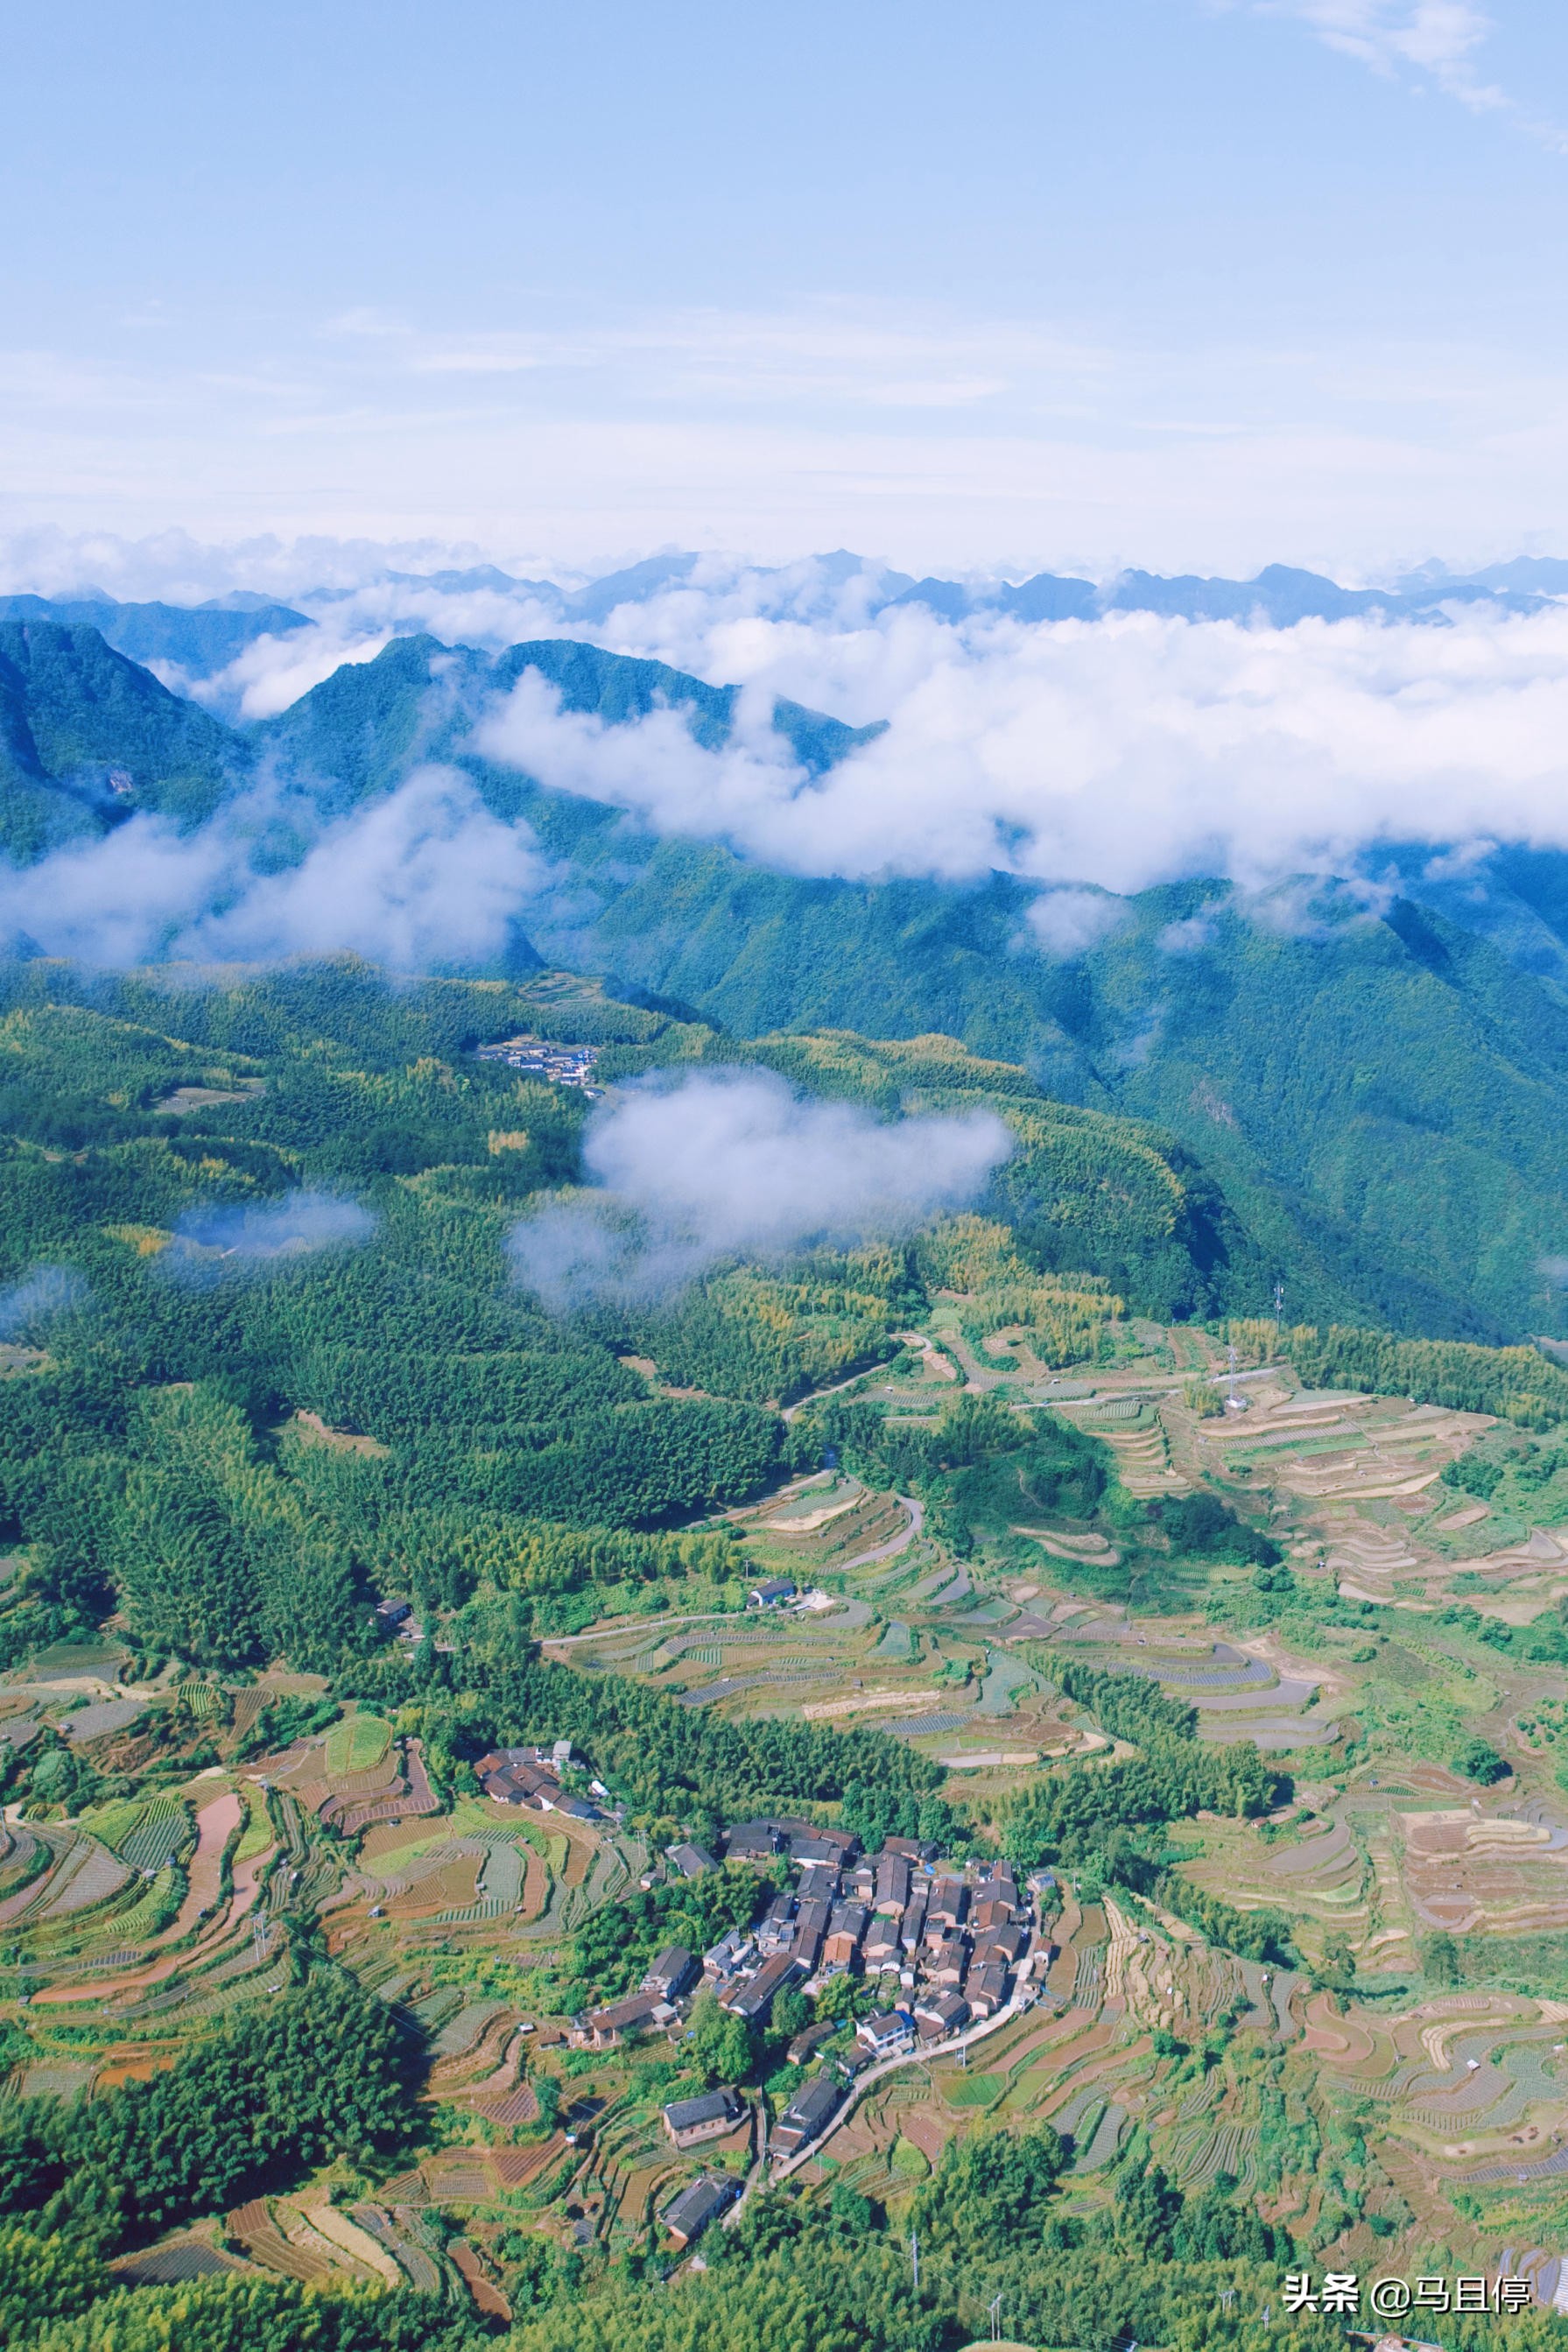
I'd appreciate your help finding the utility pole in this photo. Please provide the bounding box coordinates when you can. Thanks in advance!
[909,2231,918,2293]
[1227,1340,1239,1408]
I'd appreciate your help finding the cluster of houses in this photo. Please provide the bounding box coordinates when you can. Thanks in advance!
[714,1815,1044,2047]
[475,1037,603,1095]
[559,1815,1054,2241]
[472,1740,606,1822]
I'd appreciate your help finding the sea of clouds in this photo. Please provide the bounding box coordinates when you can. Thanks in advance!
[6,535,1568,966]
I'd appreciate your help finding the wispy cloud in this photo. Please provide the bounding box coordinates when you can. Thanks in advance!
[6,285,1568,579]
[0,1264,88,1341]
[166,1192,377,1285]
[396,307,1106,415]
[1265,2,1501,104]
[1248,3,1566,145]
[1024,889,1130,958]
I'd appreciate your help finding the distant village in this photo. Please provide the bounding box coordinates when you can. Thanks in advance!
[474,1743,1056,2249]
[474,1036,604,1095]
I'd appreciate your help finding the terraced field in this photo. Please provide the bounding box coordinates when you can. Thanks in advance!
[9,1296,1568,2311]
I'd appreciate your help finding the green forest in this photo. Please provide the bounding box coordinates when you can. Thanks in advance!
[1,954,1561,1694]
[0,961,1269,1692]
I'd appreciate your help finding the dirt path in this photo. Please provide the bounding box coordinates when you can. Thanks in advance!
[835,1497,924,1574]
[33,1790,244,2008]
[780,1360,897,1423]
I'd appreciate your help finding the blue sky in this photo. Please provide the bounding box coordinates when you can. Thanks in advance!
[5,1,1568,574]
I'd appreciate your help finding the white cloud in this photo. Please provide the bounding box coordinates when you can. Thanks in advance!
[0,1264,88,1340]
[11,285,1568,581]
[1262,1,1499,101]
[477,667,812,856]
[0,767,556,971]
[1025,888,1130,958]
[477,602,1568,899]
[171,626,394,723]
[1249,3,1568,144]
[508,1067,1014,1310]
[168,1191,377,1284]
[186,768,552,968]
[20,566,1568,969]
[1157,913,1219,953]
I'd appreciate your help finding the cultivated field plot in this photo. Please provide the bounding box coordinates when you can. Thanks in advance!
[7,1287,1568,2311]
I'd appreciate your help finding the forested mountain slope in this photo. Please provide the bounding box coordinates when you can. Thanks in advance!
[0,623,243,860]
[577,859,1568,1341]
[5,954,1568,2349]
[0,957,1291,1675]
[4,623,1568,1338]
[7,952,1556,1684]
[0,592,310,675]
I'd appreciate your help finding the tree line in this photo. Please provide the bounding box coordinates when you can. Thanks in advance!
[1227,1317,1568,1429]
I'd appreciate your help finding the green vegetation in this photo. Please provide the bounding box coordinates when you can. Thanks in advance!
[1157,1489,1283,1569]
[1452,1736,1511,1785]
[324,1712,390,1775]
[791,1391,1107,1560]
[435,1652,948,1848]
[486,2123,1350,2352]
[1441,1428,1568,1525]
[559,1862,770,2010]
[0,967,798,1679]
[0,959,1279,1688]
[1227,1316,1568,1427]
[2,947,1568,2346]
[0,623,240,861]
[4,2265,477,2352]
[1002,1663,1286,1933]
[0,1972,416,2253]
[658,1028,1269,1322]
[0,589,311,677]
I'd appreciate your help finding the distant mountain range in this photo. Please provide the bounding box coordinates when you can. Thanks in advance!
[0,590,313,678]
[884,560,1551,628]
[4,612,1568,1347]
[1,548,1559,689]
